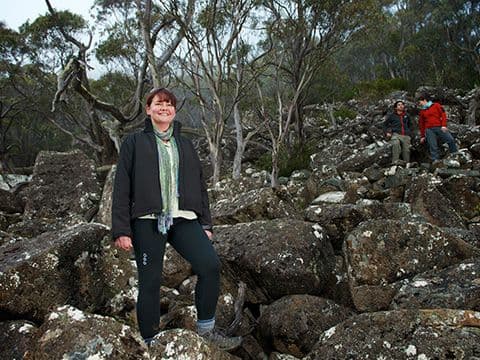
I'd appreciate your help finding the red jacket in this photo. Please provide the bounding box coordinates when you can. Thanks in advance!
[419,102,447,137]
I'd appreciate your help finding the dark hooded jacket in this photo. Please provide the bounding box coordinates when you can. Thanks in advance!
[111,119,212,239]
[383,111,412,137]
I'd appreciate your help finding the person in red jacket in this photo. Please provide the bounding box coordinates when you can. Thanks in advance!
[418,95,458,161]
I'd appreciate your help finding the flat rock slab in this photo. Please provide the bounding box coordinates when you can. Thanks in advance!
[391,258,480,310]
[212,187,299,225]
[306,309,480,359]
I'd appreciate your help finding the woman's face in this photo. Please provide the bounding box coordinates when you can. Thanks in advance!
[146,94,176,129]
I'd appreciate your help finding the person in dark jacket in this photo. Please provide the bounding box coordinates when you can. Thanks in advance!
[418,95,458,161]
[112,88,241,351]
[383,100,412,164]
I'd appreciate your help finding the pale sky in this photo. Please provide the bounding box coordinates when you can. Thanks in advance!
[1,0,95,30]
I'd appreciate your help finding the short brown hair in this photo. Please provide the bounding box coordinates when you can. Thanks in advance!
[146,88,177,108]
[393,100,404,109]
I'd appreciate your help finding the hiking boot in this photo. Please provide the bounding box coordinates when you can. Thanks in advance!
[200,328,242,351]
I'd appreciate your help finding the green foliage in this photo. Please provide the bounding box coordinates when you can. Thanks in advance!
[355,78,411,100]
[255,141,316,178]
[333,106,357,120]
[90,72,136,108]
[20,11,87,48]
[304,59,357,103]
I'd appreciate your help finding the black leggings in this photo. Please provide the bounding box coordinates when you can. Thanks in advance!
[132,218,221,339]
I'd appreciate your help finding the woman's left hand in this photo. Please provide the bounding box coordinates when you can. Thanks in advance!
[205,230,213,240]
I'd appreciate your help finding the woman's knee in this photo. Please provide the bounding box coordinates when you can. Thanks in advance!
[196,253,221,277]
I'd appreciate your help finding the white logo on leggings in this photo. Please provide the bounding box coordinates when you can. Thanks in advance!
[143,253,148,266]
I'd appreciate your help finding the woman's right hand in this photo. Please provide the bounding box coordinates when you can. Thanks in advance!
[114,236,133,251]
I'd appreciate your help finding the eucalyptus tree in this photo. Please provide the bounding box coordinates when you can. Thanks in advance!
[261,0,379,144]
[174,0,264,184]
[37,0,194,164]
[436,0,480,125]
[0,22,71,171]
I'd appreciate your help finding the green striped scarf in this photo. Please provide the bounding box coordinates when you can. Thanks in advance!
[153,125,179,234]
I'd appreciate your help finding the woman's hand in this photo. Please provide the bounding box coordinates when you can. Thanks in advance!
[204,230,213,240]
[441,126,448,132]
[114,236,133,251]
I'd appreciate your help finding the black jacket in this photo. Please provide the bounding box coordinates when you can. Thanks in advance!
[383,112,412,137]
[111,118,212,239]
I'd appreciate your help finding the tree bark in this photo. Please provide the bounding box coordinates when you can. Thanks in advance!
[467,87,480,126]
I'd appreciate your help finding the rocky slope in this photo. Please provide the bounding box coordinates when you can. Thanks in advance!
[1,89,479,359]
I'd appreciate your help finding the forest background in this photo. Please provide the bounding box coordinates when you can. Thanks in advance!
[1,0,479,186]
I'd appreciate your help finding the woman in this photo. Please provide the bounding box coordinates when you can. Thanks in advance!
[112,88,241,351]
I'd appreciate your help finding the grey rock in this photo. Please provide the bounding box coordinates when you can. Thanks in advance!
[391,258,480,310]
[436,174,480,220]
[214,220,335,302]
[269,353,300,360]
[0,173,30,191]
[304,202,419,252]
[306,309,480,359]
[162,243,192,288]
[344,220,480,311]
[212,187,299,225]
[405,173,465,228]
[336,142,391,173]
[258,295,352,357]
[0,223,133,321]
[0,320,37,360]
[0,188,23,214]
[149,328,239,359]
[8,150,101,237]
[29,305,146,359]
[434,168,480,178]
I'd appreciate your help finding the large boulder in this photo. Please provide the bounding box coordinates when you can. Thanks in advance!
[0,223,133,322]
[305,202,422,252]
[8,150,101,237]
[0,320,37,360]
[405,173,465,228]
[212,187,299,225]
[27,305,146,359]
[258,295,352,357]
[148,328,239,359]
[0,188,23,213]
[436,175,480,220]
[391,258,480,311]
[306,309,480,359]
[310,140,355,170]
[336,142,392,173]
[210,169,270,203]
[214,220,335,302]
[344,220,480,311]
